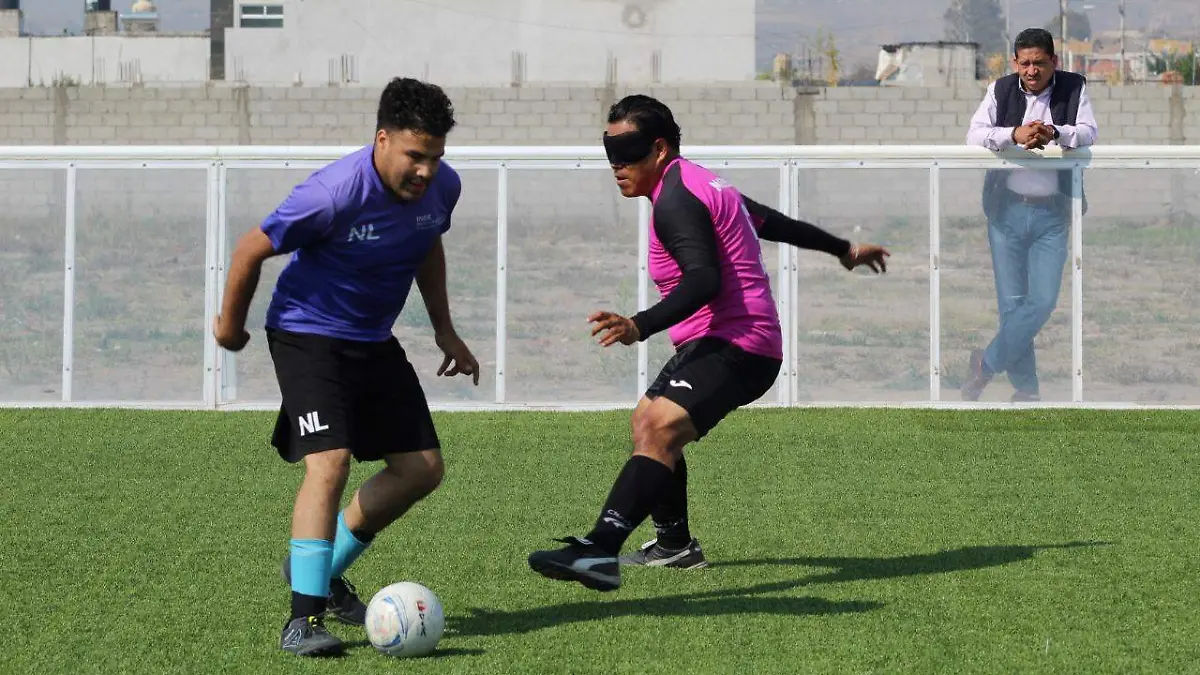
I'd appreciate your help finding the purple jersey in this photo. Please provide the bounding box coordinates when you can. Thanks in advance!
[641,158,783,360]
[261,145,461,342]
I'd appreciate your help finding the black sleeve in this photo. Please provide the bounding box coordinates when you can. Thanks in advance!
[630,186,721,342]
[742,195,852,258]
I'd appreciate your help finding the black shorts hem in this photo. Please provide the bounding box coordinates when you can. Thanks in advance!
[645,336,781,439]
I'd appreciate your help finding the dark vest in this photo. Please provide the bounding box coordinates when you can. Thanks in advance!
[982,70,1088,219]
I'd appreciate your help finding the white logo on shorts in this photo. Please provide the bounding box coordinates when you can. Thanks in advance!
[669,380,693,390]
[298,410,330,436]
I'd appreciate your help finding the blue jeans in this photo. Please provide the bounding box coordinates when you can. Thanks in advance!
[983,199,1069,395]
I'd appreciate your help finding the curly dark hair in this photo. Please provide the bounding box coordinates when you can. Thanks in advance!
[607,94,682,150]
[376,77,457,137]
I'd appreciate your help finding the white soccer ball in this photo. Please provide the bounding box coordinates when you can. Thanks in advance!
[364,582,445,657]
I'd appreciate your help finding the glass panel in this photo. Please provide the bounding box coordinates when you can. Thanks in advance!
[1082,167,1200,403]
[0,170,65,402]
[73,169,207,401]
[223,167,499,407]
[223,167,312,404]
[940,168,1073,403]
[506,169,638,403]
[794,168,930,402]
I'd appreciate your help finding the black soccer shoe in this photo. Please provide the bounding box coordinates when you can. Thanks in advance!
[281,554,368,626]
[528,536,621,591]
[280,615,343,656]
[619,538,709,569]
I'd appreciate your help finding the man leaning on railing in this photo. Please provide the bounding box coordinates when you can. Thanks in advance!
[962,27,1099,403]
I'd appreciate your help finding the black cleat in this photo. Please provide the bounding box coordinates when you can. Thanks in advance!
[619,538,709,569]
[528,536,621,591]
[280,615,343,656]
[281,554,368,626]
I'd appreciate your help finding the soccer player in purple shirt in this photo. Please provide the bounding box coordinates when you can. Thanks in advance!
[213,78,480,656]
[528,95,890,592]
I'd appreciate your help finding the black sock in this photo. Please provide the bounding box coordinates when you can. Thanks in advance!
[585,455,675,554]
[650,456,692,550]
[291,592,327,622]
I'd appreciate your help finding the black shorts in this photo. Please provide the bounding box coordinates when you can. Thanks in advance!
[645,336,782,439]
[266,327,440,463]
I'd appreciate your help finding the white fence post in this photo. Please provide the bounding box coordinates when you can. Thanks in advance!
[495,164,508,405]
[61,164,76,402]
[203,161,221,409]
[929,164,941,402]
[636,197,650,398]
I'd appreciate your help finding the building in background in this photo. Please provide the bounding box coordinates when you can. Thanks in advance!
[221,0,755,86]
[0,0,754,87]
[0,0,22,38]
[0,1,207,86]
[875,41,979,87]
[120,0,161,33]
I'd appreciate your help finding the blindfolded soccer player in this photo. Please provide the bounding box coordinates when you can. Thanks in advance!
[527,94,891,591]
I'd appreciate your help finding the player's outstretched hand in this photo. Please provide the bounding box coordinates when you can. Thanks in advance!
[213,315,250,352]
[839,243,891,273]
[435,331,480,385]
[588,311,640,347]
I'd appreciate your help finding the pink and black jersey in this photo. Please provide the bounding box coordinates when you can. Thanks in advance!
[631,157,852,360]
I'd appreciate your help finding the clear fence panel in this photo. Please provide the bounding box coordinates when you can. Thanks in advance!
[73,169,207,401]
[1082,167,1200,403]
[939,168,1074,402]
[393,169,498,405]
[0,169,65,402]
[222,167,500,406]
[644,167,782,404]
[222,167,311,403]
[506,168,639,403]
[793,168,930,402]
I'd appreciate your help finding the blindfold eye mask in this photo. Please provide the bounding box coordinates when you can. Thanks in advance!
[603,130,657,165]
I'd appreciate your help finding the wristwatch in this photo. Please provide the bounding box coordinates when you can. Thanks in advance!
[1050,125,1061,140]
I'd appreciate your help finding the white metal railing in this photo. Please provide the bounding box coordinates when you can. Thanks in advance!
[2,143,1199,410]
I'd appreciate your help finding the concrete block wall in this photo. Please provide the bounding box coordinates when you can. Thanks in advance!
[0,82,1197,226]
[0,81,1196,147]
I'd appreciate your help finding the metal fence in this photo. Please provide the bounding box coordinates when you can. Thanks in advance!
[2,144,1199,410]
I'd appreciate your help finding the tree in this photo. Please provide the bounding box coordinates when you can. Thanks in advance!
[944,0,1007,57]
[819,29,841,87]
[1148,49,1198,85]
[1043,11,1092,42]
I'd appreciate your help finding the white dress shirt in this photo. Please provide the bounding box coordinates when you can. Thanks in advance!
[966,75,1099,197]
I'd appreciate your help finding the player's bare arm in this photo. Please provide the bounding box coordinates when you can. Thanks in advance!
[214,227,276,352]
[416,234,480,385]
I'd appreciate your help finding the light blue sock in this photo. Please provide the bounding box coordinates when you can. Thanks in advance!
[290,538,334,598]
[330,511,371,579]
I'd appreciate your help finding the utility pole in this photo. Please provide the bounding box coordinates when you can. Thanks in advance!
[1119,0,1126,83]
[1005,0,1011,49]
[1060,0,1069,70]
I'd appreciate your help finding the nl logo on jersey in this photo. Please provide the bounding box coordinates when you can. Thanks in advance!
[709,177,732,191]
[298,410,329,436]
[414,213,445,231]
[348,223,381,242]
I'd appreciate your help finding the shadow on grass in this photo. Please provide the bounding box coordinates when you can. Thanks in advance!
[715,541,1112,583]
[448,541,1109,637]
[448,589,879,638]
